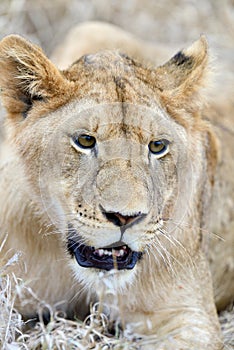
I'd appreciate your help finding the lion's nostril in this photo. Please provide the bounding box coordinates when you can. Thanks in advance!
[104,211,145,227]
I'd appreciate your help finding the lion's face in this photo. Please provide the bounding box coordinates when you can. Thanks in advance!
[0,36,214,288]
[14,95,199,287]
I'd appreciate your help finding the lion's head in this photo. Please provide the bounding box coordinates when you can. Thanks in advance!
[0,35,217,289]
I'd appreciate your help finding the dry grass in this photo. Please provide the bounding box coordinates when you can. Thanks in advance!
[1,250,234,349]
[0,255,154,350]
[0,0,233,349]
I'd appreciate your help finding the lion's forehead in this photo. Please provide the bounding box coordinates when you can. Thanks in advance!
[82,51,135,71]
[71,50,140,77]
[65,51,158,104]
[55,98,186,144]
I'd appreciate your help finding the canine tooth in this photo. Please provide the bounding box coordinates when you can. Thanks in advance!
[98,249,104,257]
[119,249,124,256]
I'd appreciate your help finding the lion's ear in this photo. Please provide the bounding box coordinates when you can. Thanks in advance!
[0,35,67,119]
[155,36,210,112]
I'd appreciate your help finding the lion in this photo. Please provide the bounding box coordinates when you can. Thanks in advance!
[0,22,233,349]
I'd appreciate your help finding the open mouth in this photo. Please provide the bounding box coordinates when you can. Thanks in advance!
[67,239,142,271]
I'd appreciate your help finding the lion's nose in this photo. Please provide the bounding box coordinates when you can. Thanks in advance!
[103,211,145,227]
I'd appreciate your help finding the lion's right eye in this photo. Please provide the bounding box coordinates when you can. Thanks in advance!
[71,134,96,150]
[148,139,170,158]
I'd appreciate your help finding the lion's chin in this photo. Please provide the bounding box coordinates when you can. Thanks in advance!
[70,258,139,292]
[67,238,143,271]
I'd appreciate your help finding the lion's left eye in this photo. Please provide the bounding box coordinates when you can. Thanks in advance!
[148,139,170,157]
[71,134,96,150]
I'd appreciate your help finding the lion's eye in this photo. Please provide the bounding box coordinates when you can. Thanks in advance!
[71,134,96,150]
[148,139,170,157]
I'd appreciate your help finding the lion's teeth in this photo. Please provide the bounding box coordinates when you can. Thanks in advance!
[94,249,104,257]
[94,247,128,257]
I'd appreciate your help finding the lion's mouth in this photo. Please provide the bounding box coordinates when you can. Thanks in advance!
[67,239,142,271]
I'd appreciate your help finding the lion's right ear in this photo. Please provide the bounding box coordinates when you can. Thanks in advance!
[0,35,68,119]
[154,36,210,113]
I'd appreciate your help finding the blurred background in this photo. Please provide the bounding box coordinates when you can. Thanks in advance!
[0,0,233,55]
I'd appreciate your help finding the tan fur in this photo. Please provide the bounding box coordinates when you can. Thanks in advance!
[0,23,233,349]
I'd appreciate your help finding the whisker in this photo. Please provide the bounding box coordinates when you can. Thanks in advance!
[69,282,89,305]
[165,218,225,241]
[158,228,189,254]
[148,241,168,268]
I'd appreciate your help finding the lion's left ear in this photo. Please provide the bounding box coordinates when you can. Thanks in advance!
[0,35,70,120]
[155,36,210,112]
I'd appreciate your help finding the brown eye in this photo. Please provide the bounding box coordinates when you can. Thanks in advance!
[148,139,170,157]
[72,134,96,149]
